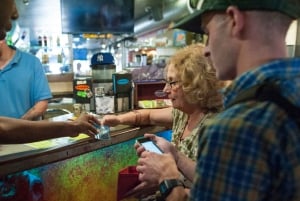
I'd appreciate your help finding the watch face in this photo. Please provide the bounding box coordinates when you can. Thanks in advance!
[160,184,167,193]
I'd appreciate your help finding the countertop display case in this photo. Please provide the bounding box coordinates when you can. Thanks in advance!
[0,117,168,201]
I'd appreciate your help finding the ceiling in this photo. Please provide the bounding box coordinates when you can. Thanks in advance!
[13,0,190,46]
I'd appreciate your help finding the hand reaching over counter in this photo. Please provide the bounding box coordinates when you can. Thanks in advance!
[0,113,100,144]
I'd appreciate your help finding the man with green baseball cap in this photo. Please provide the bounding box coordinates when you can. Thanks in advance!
[134,0,300,200]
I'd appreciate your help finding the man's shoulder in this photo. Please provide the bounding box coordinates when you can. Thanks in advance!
[16,49,38,60]
[205,101,281,133]
[14,49,42,68]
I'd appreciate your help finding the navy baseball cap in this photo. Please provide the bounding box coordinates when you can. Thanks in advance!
[90,52,115,66]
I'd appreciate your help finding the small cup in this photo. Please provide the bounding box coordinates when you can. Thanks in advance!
[94,125,111,140]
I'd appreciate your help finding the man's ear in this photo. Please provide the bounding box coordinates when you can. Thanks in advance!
[226,6,245,38]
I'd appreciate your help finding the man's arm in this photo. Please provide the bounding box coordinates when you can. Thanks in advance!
[0,114,100,144]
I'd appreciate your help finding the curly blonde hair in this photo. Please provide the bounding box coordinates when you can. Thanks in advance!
[166,43,224,112]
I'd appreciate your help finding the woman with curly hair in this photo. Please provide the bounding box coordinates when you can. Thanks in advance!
[102,43,227,200]
[103,44,224,160]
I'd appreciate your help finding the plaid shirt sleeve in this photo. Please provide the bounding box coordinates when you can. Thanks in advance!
[190,101,300,201]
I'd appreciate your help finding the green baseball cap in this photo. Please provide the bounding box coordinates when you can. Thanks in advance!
[175,0,300,33]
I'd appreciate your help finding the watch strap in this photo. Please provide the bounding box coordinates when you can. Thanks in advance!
[159,179,184,199]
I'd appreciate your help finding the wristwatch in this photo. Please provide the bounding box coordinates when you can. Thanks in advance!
[159,179,184,199]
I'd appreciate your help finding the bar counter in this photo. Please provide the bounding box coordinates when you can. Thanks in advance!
[0,120,167,201]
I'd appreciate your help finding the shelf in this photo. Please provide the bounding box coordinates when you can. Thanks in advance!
[134,81,167,109]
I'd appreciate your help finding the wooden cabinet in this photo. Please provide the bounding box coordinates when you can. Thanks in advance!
[47,73,74,97]
[133,81,167,108]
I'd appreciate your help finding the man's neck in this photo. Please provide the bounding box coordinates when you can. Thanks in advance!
[0,41,15,70]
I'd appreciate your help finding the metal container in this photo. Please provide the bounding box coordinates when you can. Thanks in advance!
[91,64,116,82]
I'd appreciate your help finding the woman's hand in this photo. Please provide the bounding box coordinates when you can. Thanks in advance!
[101,114,121,127]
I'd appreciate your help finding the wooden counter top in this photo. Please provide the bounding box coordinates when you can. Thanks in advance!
[0,125,166,177]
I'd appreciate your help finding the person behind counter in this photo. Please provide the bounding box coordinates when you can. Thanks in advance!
[0,113,100,144]
[0,0,52,121]
[135,0,300,200]
[0,39,52,120]
[102,43,225,199]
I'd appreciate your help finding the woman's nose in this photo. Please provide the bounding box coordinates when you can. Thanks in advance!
[163,84,170,93]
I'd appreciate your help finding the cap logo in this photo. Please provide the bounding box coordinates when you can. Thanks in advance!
[97,54,104,62]
[187,0,204,13]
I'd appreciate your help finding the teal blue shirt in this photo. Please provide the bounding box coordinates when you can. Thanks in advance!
[191,58,300,201]
[0,47,52,118]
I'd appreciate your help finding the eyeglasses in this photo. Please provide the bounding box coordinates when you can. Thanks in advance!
[162,79,181,89]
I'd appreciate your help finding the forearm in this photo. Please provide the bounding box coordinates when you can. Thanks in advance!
[22,100,48,120]
[155,154,189,201]
[135,108,173,127]
[117,109,152,125]
[0,117,76,144]
[117,110,146,125]
[103,108,172,128]
[176,151,196,182]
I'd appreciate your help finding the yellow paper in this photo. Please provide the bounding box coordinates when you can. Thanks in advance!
[26,140,59,149]
[71,133,90,140]
[26,134,89,149]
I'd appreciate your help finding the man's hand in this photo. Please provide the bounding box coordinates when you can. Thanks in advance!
[134,133,179,161]
[137,152,181,186]
[70,113,101,138]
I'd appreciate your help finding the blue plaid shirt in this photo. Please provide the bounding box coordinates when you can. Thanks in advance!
[190,58,300,201]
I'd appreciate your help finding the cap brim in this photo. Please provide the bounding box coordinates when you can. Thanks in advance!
[173,10,204,34]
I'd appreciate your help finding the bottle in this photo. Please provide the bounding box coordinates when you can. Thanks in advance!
[41,49,49,64]
[43,36,47,47]
[56,36,60,47]
[38,36,42,46]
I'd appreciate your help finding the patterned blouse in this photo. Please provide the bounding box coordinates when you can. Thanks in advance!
[171,108,217,161]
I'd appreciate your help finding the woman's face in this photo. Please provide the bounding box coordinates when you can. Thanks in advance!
[163,64,186,110]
